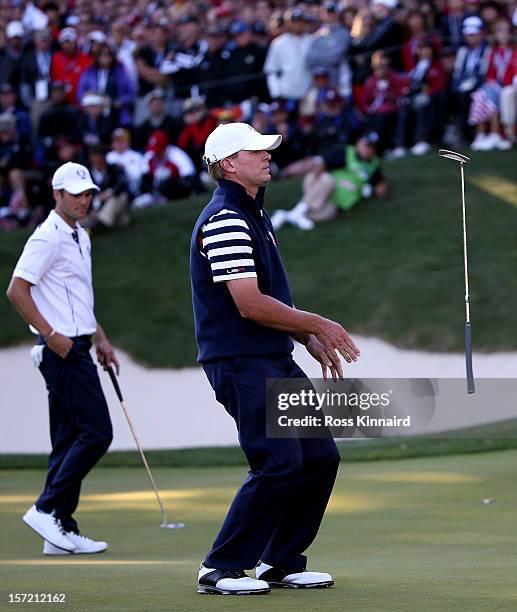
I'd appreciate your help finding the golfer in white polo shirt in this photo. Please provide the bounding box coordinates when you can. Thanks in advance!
[7,162,119,555]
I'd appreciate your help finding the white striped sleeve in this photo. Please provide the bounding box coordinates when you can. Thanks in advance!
[201,209,257,283]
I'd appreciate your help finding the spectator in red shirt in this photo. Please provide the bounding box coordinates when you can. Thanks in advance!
[361,51,407,151]
[50,28,92,105]
[177,97,217,171]
[392,40,447,157]
[402,12,442,72]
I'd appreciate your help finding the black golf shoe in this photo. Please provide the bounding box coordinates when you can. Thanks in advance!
[255,561,334,588]
[197,563,270,595]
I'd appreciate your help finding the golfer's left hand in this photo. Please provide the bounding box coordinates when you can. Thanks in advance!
[306,336,340,383]
[96,338,120,375]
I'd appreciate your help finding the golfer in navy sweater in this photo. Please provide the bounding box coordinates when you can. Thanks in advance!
[191,123,360,596]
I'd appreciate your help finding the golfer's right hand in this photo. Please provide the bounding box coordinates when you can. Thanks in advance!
[47,333,74,359]
[314,317,360,375]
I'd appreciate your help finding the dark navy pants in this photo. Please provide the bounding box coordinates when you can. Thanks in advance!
[203,355,340,571]
[36,337,113,533]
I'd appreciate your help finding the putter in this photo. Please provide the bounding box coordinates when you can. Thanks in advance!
[438,149,475,394]
[106,366,186,529]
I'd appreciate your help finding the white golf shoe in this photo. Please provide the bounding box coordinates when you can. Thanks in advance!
[197,563,270,595]
[44,533,108,555]
[22,505,76,552]
[256,561,334,589]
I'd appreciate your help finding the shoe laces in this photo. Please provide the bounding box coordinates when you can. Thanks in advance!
[225,569,246,579]
[53,516,67,536]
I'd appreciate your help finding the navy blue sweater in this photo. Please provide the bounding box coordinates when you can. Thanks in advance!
[190,179,295,363]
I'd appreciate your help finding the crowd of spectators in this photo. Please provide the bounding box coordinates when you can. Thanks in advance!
[1,0,517,231]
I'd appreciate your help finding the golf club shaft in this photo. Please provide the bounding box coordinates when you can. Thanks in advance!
[106,367,167,520]
[460,164,471,323]
[460,164,475,394]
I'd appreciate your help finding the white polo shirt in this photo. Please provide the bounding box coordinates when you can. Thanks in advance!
[12,210,97,337]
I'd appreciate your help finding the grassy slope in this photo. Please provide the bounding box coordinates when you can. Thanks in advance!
[1,450,517,611]
[1,152,517,367]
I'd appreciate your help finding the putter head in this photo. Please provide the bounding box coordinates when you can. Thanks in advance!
[161,521,186,529]
[438,149,470,163]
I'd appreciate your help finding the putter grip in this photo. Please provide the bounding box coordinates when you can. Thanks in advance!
[465,322,475,394]
[107,366,124,402]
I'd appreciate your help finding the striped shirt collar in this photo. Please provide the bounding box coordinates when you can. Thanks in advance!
[217,179,265,210]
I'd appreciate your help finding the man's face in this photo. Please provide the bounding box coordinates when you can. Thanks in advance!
[149,97,165,116]
[357,139,376,160]
[0,91,15,109]
[224,150,272,188]
[54,189,93,221]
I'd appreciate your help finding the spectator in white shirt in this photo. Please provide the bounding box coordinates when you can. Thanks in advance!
[106,128,144,196]
[264,8,313,102]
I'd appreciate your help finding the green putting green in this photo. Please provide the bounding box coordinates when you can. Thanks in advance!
[1,450,517,611]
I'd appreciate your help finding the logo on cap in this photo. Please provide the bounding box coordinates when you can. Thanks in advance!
[76,168,87,179]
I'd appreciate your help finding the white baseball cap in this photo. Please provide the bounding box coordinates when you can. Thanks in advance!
[203,123,282,165]
[52,162,100,194]
[462,16,483,35]
[58,27,77,43]
[6,21,24,39]
[371,0,397,9]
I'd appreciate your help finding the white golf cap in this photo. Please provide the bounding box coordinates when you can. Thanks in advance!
[203,122,282,165]
[81,92,105,107]
[52,162,100,194]
[462,16,483,35]
[6,21,24,38]
[58,27,77,42]
[371,0,397,10]
[88,30,107,43]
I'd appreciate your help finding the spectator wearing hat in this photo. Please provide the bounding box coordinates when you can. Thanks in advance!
[306,2,352,94]
[177,97,217,171]
[264,8,313,102]
[77,42,135,126]
[469,18,516,151]
[276,133,387,230]
[82,144,130,231]
[107,128,145,197]
[78,93,116,147]
[86,30,107,57]
[392,40,447,158]
[351,0,405,72]
[160,15,208,100]
[50,28,92,105]
[268,99,307,168]
[224,21,268,103]
[310,87,363,155]
[0,21,26,90]
[133,88,183,151]
[451,16,490,143]
[135,130,196,206]
[197,26,232,108]
[299,67,333,118]
[361,51,408,152]
[0,84,32,142]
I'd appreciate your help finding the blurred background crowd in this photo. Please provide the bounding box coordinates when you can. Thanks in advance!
[1,0,516,231]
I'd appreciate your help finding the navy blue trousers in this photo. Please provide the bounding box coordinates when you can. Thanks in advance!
[203,355,340,571]
[36,337,113,532]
